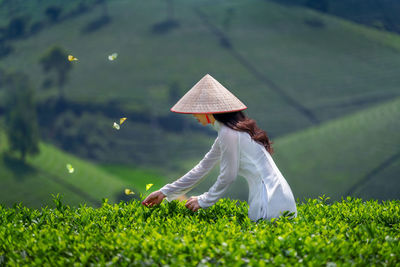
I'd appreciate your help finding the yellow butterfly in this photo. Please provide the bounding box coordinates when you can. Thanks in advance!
[125,189,135,195]
[120,117,127,125]
[66,163,74,173]
[112,122,120,130]
[68,55,78,61]
[108,53,118,61]
[146,184,154,191]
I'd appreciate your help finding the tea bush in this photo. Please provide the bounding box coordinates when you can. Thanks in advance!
[0,195,399,266]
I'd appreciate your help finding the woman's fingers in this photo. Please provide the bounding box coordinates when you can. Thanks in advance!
[147,198,157,206]
[142,195,152,204]
[142,191,165,207]
[144,193,200,211]
[142,193,157,206]
[185,197,194,208]
[185,197,200,212]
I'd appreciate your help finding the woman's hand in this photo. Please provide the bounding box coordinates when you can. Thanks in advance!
[185,196,201,212]
[142,190,165,207]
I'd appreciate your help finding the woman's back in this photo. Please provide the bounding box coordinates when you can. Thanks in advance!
[221,124,297,221]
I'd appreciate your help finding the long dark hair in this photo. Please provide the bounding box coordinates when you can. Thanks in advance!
[213,111,274,154]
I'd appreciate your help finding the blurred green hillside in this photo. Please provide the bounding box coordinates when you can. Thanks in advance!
[274,97,400,201]
[0,131,169,208]
[0,0,399,204]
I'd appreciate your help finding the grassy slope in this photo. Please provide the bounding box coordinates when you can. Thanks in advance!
[0,131,162,208]
[272,97,400,201]
[355,157,399,201]
[1,0,400,136]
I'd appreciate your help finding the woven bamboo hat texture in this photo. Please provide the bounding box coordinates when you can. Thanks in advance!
[171,74,247,114]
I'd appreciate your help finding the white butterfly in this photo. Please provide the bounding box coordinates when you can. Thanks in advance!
[113,122,120,130]
[108,53,118,61]
[66,163,74,173]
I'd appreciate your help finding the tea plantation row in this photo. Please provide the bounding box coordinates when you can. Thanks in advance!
[0,195,399,266]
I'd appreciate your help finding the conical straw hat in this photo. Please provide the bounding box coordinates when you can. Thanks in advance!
[171,74,247,114]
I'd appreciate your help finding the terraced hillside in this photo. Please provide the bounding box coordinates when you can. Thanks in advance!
[273,97,400,201]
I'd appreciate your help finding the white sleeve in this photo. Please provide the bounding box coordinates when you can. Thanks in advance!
[159,137,221,202]
[197,128,239,208]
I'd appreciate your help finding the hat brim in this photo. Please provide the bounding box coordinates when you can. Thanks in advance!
[170,106,247,114]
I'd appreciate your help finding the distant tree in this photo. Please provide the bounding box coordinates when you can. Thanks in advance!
[4,72,40,162]
[151,0,179,34]
[0,41,13,58]
[45,6,63,23]
[6,16,29,39]
[81,0,111,34]
[39,45,72,99]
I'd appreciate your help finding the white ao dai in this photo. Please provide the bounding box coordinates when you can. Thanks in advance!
[160,121,297,221]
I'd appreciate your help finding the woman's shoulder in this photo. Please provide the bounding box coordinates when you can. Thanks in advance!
[218,123,232,133]
[218,123,239,141]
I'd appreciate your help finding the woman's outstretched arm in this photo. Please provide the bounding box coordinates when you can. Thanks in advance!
[156,136,222,202]
[197,128,239,208]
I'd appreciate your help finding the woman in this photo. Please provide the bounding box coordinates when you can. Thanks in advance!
[142,74,297,221]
